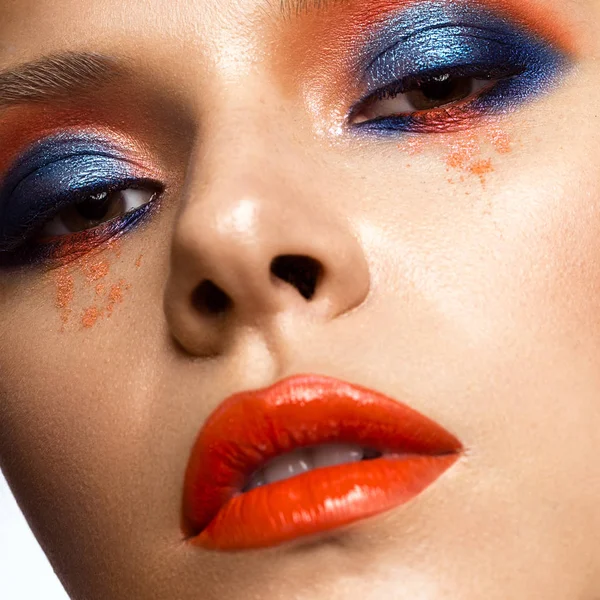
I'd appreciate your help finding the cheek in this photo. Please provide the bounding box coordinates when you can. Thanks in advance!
[0,241,151,484]
[0,237,175,580]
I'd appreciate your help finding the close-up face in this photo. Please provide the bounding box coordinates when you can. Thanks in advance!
[0,0,599,598]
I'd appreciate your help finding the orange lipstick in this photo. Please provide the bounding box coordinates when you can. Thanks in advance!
[182,374,462,551]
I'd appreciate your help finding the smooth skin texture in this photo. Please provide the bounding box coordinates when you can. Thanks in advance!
[0,0,599,598]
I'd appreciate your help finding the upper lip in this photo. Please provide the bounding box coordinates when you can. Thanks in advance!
[182,373,462,544]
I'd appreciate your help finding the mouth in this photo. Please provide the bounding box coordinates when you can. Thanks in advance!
[182,374,462,551]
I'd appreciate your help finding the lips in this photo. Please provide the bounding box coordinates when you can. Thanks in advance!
[182,374,462,551]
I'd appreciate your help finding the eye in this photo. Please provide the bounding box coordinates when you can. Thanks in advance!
[39,187,156,238]
[345,0,568,135]
[351,74,494,124]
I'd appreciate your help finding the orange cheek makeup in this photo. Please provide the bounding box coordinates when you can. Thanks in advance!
[402,120,513,187]
[51,243,134,331]
[444,123,512,186]
[80,278,130,329]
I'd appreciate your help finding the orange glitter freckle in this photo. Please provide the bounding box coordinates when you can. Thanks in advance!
[469,158,494,186]
[446,135,478,169]
[82,306,100,329]
[55,268,74,326]
[403,137,427,155]
[442,125,509,185]
[109,284,124,304]
[106,280,127,317]
[95,283,106,296]
[490,130,512,154]
[470,159,494,176]
[84,260,109,282]
[107,238,122,258]
[135,254,143,268]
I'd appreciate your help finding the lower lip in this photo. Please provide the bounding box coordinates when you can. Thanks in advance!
[191,453,459,551]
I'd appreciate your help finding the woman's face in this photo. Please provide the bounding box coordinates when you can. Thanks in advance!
[1,0,599,598]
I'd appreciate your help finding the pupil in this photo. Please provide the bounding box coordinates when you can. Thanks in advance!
[77,192,112,221]
[421,75,460,101]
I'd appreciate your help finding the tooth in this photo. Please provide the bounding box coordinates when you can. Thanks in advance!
[263,448,313,485]
[311,443,364,468]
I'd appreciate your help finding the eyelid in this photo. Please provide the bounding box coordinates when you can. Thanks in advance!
[372,62,522,98]
[0,133,141,190]
[0,196,160,269]
[364,23,510,79]
[347,60,520,124]
[40,186,159,238]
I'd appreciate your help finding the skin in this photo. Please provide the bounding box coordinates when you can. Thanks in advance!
[1,0,600,598]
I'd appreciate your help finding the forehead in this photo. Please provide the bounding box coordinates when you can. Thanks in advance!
[0,0,262,66]
[0,0,584,59]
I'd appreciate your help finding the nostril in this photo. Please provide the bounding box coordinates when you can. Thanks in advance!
[270,255,323,301]
[192,280,232,316]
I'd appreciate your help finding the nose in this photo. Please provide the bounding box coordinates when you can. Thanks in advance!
[163,159,370,357]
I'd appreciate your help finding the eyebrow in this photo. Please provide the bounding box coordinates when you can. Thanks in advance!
[0,53,122,108]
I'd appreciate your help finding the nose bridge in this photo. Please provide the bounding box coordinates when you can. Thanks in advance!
[163,111,371,357]
[199,104,298,191]
[190,55,307,189]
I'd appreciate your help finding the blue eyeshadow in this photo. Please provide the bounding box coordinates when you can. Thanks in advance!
[351,0,568,133]
[0,133,156,254]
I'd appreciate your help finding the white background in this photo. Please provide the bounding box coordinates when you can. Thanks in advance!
[0,470,70,599]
